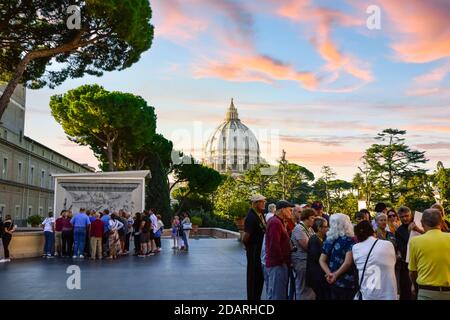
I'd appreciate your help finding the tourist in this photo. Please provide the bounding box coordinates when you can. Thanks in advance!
[375,213,395,246]
[395,206,420,300]
[41,212,55,258]
[108,213,124,259]
[101,209,111,257]
[319,213,356,300]
[354,211,367,226]
[139,211,151,257]
[387,208,400,233]
[125,212,134,253]
[265,200,294,300]
[61,211,73,258]
[0,215,16,263]
[90,212,104,260]
[291,208,316,300]
[70,208,91,259]
[265,203,276,222]
[260,207,276,299]
[171,216,180,249]
[306,217,330,300]
[372,202,387,230]
[180,212,191,252]
[352,220,398,300]
[117,210,128,255]
[311,201,329,223]
[409,208,450,300]
[359,209,372,224]
[155,214,164,252]
[431,203,450,232]
[243,194,267,300]
[133,212,142,255]
[55,211,65,257]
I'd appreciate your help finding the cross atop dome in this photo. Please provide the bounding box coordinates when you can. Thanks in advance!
[225,98,239,121]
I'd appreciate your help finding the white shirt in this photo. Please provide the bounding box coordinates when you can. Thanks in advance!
[150,214,158,231]
[352,236,398,300]
[42,217,55,232]
[109,219,124,231]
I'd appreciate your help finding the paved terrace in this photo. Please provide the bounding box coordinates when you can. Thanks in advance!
[0,238,248,300]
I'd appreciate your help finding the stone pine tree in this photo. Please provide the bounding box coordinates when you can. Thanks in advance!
[50,84,156,171]
[363,129,428,204]
[0,0,154,118]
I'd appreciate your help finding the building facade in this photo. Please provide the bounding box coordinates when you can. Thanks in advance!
[0,84,94,226]
[204,99,260,174]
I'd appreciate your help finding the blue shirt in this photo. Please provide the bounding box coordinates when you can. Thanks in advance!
[322,236,355,289]
[70,213,91,228]
[89,216,96,223]
[101,214,110,233]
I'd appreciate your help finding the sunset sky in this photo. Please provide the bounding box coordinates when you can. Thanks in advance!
[25,0,450,180]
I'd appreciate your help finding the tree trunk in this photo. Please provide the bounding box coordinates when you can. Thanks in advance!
[0,54,31,119]
[106,141,115,171]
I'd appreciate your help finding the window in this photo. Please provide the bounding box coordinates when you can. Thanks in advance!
[31,144,34,152]
[48,206,53,213]
[41,170,45,187]
[2,157,7,178]
[18,162,22,180]
[39,207,43,216]
[3,129,7,140]
[42,150,45,157]
[30,166,34,185]
[0,204,5,215]
[48,173,52,189]
[19,130,23,144]
[51,154,54,161]
[15,206,20,218]
[28,206,32,216]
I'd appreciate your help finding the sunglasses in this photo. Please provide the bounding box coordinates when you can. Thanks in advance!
[388,215,396,218]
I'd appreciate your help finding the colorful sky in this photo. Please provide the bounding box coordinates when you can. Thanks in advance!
[25,0,450,180]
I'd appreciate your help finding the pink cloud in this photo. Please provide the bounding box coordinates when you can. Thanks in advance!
[407,60,450,96]
[273,0,373,90]
[194,53,318,89]
[153,0,208,41]
[379,0,450,63]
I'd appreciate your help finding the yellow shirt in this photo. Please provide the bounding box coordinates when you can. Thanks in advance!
[409,229,450,287]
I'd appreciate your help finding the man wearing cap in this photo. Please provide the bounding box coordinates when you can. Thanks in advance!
[266,200,295,300]
[243,194,267,300]
[311,201,329,223]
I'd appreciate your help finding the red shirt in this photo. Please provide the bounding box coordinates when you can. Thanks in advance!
[55,217,64,232]
[90,219,104,238]
[265,215,291,268]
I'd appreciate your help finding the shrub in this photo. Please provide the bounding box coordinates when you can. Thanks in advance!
[27,214,44,226]
[190,209,238,231]
[191,216,203,227]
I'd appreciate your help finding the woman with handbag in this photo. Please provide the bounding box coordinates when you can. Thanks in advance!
[181,212,191,251]
[352,220,397,300]
[0,215,16,263]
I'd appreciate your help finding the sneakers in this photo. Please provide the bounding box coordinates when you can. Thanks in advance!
[138,254,146,258]
[0,258,11,263]
[72,255,77,259]
[79,255,85,259]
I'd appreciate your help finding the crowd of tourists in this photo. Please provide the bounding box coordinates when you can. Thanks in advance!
[0,209,193,262]
[243,195,450,301]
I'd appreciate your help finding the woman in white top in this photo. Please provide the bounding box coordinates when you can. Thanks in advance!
[108,214,124,259]
[41,212,55,258]
[352,220,398,300]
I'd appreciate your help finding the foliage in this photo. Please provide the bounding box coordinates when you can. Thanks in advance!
[0,0,154,118]
[213,174,251,219]
[27,214,43,226]
[191,216,203,227]
[50,84,156,171]
[190,209,238,231]
[363,129,428,204]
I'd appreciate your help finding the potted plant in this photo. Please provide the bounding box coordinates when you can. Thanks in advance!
[27,214,44,228]
[191,216,203,235]
[230,200,250,231]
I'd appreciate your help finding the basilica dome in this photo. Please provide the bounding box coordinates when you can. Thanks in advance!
[204,99,260,174]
